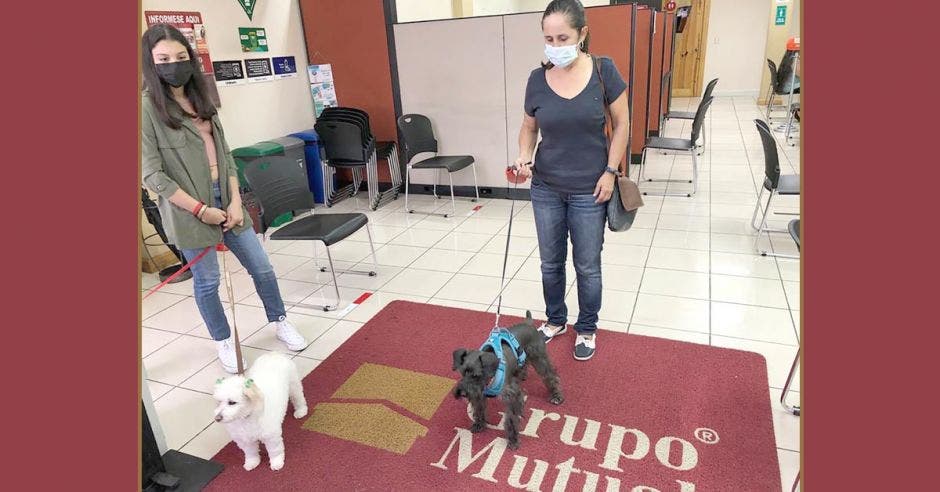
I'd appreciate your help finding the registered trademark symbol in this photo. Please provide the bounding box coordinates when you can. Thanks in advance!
[694,428,719,444]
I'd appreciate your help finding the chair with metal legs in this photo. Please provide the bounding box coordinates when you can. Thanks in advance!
[637,96,713,198]
[752,119,800,258]
[397,114,479,218]
[243,151,378,312]
[662,77,719,155]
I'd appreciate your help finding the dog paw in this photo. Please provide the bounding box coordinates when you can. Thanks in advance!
[270,456,285,471]
[507,439,521,450]
[243,457,261,471]
[550,394,564,405]
[294,406,308,419]
[470,422,485,433]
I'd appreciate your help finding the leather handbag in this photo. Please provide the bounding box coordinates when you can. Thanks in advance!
[593,55,643,232]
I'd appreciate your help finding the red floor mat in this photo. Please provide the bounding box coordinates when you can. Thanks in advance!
[208,301,780,491]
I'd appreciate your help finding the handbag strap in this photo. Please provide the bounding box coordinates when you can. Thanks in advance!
[592,55,627,176]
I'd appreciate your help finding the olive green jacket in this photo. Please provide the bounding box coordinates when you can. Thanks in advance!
[141,92,253,249]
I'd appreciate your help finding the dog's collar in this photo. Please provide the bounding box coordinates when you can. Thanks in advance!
[481,328,527,397]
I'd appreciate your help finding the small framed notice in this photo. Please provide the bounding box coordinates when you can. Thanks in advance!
[213,60,245,86]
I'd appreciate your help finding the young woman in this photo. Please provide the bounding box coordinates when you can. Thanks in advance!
[141,24,308,373]
[514,0,630,361]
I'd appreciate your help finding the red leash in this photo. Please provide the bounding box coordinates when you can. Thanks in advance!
[142,244,223,299]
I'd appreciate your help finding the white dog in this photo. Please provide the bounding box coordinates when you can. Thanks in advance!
[213,352,308,471]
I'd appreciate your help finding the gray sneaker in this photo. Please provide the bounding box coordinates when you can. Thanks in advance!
[537,322,567,343]
[574,333,596,361]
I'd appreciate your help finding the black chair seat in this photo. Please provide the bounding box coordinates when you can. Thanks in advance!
[645,136,695,151]
[270,213,368,246]
[666,110,696,120]
[411,155,474,172]
[788,219,800,251]
[764,175,800,195]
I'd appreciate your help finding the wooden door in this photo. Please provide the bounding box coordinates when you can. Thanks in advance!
[666,0,710,97]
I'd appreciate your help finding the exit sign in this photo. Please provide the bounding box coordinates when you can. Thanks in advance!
[775,5,787,25]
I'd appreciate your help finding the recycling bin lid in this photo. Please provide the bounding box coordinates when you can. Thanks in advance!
[265,136,305,151]
[289,129,318,143]
[231,141,284,157]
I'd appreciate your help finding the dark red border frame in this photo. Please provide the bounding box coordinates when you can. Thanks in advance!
[5,0,937,489]
[5,0,140,489]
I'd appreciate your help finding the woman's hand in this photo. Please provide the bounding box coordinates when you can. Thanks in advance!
[223,201,245,232]
[513,157,533,179]
[594,172,616,204]
[200,207,228,226]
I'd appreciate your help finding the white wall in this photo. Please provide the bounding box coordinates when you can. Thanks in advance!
[474,0,609,16]
[142,0,315,148]
[702,0,769,96]
[396,0,455,22]
[789,0,800,36]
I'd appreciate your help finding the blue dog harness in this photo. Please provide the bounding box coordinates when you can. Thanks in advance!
[481,328,527,397]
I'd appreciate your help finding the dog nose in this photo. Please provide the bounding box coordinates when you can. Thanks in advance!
[214,414,223,422]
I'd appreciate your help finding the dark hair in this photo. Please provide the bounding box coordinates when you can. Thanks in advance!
[141,24,216,129]
[541,0,591,69]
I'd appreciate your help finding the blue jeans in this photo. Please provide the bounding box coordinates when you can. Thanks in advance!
[181,182,286,341]
[530,177,607,334]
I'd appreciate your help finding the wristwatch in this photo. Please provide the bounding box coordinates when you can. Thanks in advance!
[605,166,622,177]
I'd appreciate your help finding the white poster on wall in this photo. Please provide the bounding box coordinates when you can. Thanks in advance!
[308,64,337,116]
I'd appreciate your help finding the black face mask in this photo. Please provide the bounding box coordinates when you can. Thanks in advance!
[155,61,195,88]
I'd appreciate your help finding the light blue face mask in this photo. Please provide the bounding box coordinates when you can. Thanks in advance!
[545,43,579,67]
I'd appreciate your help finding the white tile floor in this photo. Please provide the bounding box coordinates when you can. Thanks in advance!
[141,96,801,490]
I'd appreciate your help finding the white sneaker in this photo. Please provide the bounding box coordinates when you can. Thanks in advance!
[217,338,248,374]
[573,333,596,361]
[275,320,309,351]
[537,322,567,343]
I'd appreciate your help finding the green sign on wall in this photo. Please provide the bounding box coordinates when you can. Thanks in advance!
[238,0,257,21]
[775,5,787,26]
[239,27,268,52]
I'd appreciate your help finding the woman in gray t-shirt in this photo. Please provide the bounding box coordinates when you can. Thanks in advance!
[513,0,630,361]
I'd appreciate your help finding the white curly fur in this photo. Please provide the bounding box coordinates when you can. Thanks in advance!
[212,352,308,471]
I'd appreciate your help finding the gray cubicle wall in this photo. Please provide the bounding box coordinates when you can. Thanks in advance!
[394,17,510,191]
[395,13,556,191]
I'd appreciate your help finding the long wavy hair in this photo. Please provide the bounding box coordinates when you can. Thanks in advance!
[141,23,216,129]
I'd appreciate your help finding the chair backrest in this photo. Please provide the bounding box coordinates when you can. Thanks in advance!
[321,107,372,136]
[318,110,371,146]
[397,114,438,162]
[689,96,714,143]
[788,219,800,251]
[702,78,719,100]
[314,119,368,163]
[766,59,779,92]
[754,119,781,187]
[242,154,315,233]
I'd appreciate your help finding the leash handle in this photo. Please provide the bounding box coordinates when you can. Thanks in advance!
[494,164,526,328]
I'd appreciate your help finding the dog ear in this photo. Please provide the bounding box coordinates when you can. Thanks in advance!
[452,349,468,371]
[242,378,263,406]
[480,351,499,379]
[525,310,533,325]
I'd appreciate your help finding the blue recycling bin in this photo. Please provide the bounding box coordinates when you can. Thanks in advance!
[289,129,326,204]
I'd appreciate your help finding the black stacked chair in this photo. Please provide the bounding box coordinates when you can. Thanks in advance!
[243,151,378,312]
[397,114,479,218]
[751,119,800,258]
[765,58,800,121]
[637,96,714,198]
[662,77,718,155]
[314,107,402,210]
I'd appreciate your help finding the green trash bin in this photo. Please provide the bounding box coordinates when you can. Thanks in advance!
[231,139,306,228]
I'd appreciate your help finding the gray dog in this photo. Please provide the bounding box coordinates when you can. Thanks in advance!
[452,311,564,449]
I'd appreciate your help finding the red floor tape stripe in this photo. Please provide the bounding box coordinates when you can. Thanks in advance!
[141,245,213,300]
